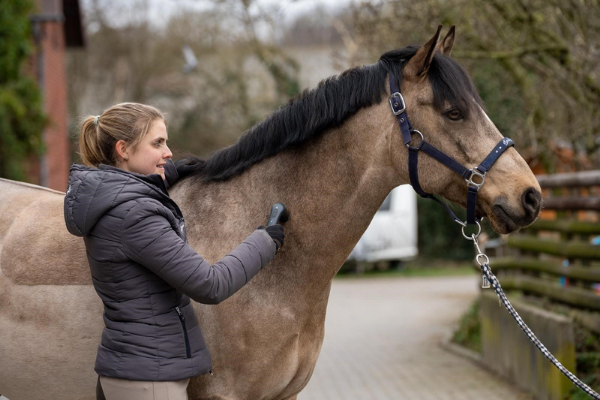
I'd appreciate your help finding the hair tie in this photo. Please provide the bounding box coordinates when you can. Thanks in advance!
[93,115,100,126]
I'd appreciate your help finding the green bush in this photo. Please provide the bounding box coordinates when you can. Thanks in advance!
[451,299,481,353]
[568,326,600,400]
[417,196,486,260]
[0,0,47,180]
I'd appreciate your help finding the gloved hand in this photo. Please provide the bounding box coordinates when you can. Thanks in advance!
[175,158,203,179]
[258,225,285,251]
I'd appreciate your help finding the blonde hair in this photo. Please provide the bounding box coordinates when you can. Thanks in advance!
[78,102,165,167]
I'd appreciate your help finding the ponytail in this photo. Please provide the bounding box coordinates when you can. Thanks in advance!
[79,115,116,167]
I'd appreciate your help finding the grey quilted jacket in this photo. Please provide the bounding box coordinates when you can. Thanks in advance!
[63,160,276,381]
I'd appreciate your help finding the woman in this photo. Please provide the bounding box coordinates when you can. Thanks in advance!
[64,102,284,400]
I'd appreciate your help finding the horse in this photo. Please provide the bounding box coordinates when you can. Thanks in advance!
[0,26,541,400]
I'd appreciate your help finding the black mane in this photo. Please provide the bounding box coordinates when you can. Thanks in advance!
[185,46,482,182]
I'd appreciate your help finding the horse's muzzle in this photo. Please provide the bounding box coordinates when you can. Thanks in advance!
[491,187,542,233]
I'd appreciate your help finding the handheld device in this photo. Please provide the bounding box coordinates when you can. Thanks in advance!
[267,203,290,226]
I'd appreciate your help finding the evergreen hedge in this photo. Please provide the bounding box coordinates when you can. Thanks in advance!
[0,0,47,181]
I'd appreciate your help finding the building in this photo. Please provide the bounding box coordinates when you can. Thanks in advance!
[28,0,84,191]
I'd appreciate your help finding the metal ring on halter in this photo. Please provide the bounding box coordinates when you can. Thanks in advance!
[476,253,490,266]
[466,168,486,189]
[405,129,424,148]
[461,221,481,240]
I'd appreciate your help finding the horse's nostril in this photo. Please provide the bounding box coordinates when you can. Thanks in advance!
[522,187,542,216]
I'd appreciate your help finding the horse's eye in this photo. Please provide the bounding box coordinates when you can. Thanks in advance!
[445,108,463,121]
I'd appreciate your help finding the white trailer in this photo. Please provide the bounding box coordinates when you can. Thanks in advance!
[348,184,418,264]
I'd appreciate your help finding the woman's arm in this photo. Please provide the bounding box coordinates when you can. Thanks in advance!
[121,201,277,304]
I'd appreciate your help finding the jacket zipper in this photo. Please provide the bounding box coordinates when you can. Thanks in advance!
[175,307,191,359]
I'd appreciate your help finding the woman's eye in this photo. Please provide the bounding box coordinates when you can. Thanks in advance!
[445,109,463,121]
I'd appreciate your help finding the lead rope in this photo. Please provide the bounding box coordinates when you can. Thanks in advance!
[465,229,600,399]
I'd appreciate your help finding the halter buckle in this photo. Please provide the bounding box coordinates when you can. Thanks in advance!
[389,92,406,115]
[466,168,486,189]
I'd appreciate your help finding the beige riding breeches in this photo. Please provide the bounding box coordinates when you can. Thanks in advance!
[99,376,190,400]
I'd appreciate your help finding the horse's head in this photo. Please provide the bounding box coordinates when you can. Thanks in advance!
[386,26,541,234]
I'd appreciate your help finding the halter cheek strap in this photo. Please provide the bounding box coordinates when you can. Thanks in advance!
[389,70,514,227]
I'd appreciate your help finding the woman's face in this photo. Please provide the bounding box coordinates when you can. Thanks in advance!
[118,119,173,179]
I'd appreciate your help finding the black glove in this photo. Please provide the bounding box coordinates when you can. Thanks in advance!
[175,158,203,179]
[258,224,284,251]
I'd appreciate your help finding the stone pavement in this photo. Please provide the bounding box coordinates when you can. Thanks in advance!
[300,275,534,400]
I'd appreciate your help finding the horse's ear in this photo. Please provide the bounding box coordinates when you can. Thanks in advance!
[437,25,455,56]
[404,25,442,77]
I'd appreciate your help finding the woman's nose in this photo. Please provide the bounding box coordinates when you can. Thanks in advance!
[164,146,173,159]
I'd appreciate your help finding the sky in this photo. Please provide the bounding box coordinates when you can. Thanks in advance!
[137,0,355,25]
[253,0,354,22]
[82,0,355,37]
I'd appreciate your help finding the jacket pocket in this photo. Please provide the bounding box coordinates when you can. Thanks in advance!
[175,307,191,359]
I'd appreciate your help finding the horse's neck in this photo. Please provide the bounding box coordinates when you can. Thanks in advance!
[175,103,403,306]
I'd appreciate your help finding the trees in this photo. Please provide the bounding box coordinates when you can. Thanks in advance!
[352,0,600,171]
[69,0,600,170]
[67,0,301,159]
[0,0,47,180]
[348,0,600,257]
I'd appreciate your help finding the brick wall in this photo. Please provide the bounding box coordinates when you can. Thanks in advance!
[40,21,70,191]
[27,0,74,191]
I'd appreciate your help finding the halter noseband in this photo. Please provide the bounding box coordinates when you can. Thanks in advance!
[389,70,514,234]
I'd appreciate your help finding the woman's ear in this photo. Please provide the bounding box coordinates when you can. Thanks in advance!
[115,140,130,161]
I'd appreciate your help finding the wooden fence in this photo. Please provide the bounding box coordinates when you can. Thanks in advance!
[479,170,600,399]
[489,170,600,332]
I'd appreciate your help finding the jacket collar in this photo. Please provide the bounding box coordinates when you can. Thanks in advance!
[98,163,170,196]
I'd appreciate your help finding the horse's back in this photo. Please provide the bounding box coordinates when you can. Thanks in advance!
[0,178,64,240]
[0,179,102,399]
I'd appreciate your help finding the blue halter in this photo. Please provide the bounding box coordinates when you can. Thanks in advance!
[388,70,514,229]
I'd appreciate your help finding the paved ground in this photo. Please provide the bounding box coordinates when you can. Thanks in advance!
[300,275,534,400]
